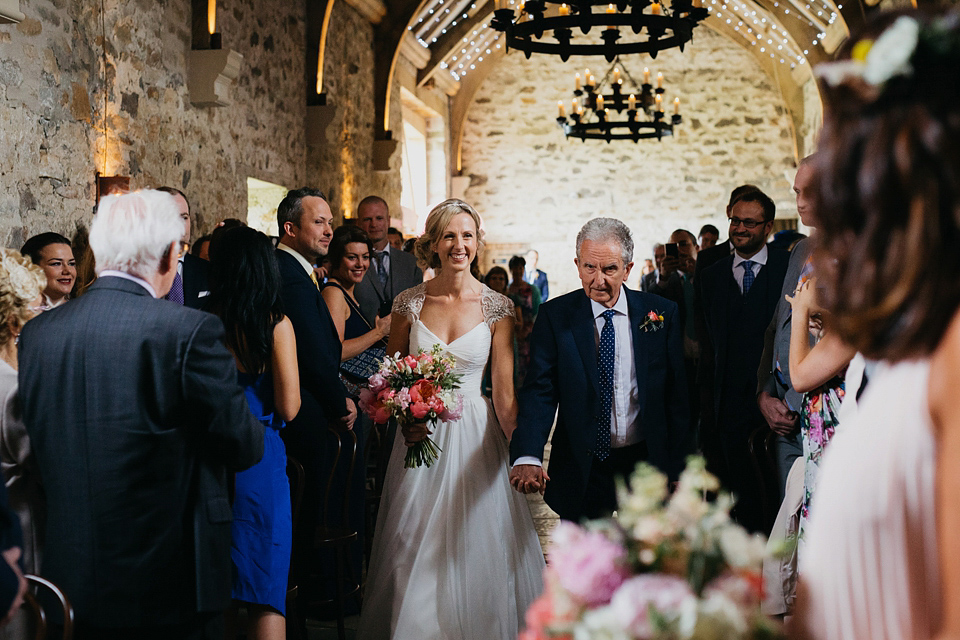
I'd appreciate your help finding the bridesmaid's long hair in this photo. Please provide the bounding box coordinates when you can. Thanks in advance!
[207,226,284,374]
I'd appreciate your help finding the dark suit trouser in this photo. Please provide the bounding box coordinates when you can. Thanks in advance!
[580,442,649,521]
[717,397,767,534]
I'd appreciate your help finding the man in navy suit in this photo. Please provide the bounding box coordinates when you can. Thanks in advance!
[510,218,691,522]
[156,187,210,309]
[699,189,789,533]
[274,188,357,582]
[524,249,549,302]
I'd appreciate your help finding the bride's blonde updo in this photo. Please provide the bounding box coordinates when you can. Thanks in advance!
[414,199,486,272]
[0,249,46,347]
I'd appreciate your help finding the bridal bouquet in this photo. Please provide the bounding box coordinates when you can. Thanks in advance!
[359,344,463,469]
[519,457,784,640]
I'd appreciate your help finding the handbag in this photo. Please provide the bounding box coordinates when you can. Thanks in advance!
[340,346,385,396]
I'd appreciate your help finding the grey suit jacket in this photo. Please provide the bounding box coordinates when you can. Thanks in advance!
[757,238,814,412]
[18,276,263,628]
[355,246,423,325]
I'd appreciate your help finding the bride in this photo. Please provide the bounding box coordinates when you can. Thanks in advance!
[357,199,545,639]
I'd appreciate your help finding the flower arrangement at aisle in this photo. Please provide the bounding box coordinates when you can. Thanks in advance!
[519,457,784,640]
[359,344,463,469]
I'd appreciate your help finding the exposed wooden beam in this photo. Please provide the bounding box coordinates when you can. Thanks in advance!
[373,0,429,137]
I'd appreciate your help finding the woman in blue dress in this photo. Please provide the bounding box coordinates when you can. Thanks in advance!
[208,226,301,640]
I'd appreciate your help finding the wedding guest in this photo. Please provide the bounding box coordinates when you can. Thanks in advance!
[20,233,76,309]
[524,249,549,302]
[207,226,299,640]
[792,10,960,638]
[698,224,720,251]
[156,187,210,309]
[387,227,404,251]
[507,255,540,383]
[70,225,97,298]
[18,189,264,640]
[483,266,521,395]
[321,225,392,598]
[484,266,509,295]
[0,251,46,576]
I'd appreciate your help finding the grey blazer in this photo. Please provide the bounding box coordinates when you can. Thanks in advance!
[756,238,814,412]
[355,246,423,325]
[18,276,264,629]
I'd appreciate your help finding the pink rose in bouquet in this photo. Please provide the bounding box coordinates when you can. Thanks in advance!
[609,574,696,638]
[550,522,631,607]
[359,344,463,468]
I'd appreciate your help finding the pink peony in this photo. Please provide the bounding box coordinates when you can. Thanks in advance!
[358,387,375,412]
[367,372,387,392]
[439,394,464,421]
[609,574,695,639]
[409,379,436,403]
[427,395,445,413]
[410,401,431,420]
[524,595,554,632]
[372,405,391,424]
[704,571,763,611]
[403,355,419,369]
[549,522,630,607]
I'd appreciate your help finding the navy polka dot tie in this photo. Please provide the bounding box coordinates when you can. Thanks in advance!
[596,309,616,462]
[740,259,756,295]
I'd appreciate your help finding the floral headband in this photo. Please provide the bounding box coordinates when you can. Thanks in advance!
[815,12,959,91]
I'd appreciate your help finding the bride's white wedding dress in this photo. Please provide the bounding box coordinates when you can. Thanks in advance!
[357,283,545,640]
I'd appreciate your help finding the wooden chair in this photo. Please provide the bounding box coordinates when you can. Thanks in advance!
[21,574,74,640]
[285,456,306,640]
[312,427,359,640]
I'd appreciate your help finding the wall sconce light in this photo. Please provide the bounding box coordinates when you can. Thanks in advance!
[189,0,242,107]
[96,173,130,202]
[0,0,25,23]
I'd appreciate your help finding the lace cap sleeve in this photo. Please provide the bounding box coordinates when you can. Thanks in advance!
[481,287,515,327]
[392,283,427,322]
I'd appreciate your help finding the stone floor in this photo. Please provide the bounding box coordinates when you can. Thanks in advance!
[306,442,560,639]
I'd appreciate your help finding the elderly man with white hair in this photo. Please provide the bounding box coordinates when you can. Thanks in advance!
[510,217,692,522]
[17,189,264,640]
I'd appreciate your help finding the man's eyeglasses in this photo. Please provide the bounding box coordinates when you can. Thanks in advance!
[729,218,765,230]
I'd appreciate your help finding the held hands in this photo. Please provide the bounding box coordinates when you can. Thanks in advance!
[757,390,799,436]
[401,421,431,447]
[509,464,551,495]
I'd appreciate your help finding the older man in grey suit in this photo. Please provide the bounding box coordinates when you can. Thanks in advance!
[19,190,263,640]
[354,196,422,324]
[756,157,816,497]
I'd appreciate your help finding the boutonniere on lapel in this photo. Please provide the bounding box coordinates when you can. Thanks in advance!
[639,310,665,333]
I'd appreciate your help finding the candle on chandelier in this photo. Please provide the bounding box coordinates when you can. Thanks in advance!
[657,72,664,89]
[589,74,595,86]
[208,0,216,35]
[655,94,663,109]
[605,3,616,13]
[613,67,621,84]
[650,2,661,14]
[597,94,605,111]
[559,3,570,15]
[643,67,650,84]
[572,97,579,110]
[558,101,566,118]
[575,73,581,90]
[628,93,636,110]
[674,97,680,114]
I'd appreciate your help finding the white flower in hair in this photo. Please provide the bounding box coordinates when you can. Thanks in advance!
[863,15,920,85]
[0,251,43,302]
[815,15,920,88]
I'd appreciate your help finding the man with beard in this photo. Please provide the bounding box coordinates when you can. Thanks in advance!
[698,189,788,533]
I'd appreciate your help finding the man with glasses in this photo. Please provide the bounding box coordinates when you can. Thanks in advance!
[698,189,789,534]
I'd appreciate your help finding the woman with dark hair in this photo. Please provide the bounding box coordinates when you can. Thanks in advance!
[321,225,392,388]
[20,232,76,309]
[792,9,960,639]
[207,226,300,640]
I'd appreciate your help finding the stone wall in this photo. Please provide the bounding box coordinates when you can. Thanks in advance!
[461,28,801,296]
[0,0,401,246]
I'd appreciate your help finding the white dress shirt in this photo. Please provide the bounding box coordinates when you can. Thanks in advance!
[373,244,392,280]
[514,289,641,468]
[731,244,768,294]
[278,242,315,277]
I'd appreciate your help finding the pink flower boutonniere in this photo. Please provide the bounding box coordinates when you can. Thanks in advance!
[639,310,665,333]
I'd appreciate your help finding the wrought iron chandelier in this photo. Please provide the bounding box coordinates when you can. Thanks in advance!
[556,59,681,142]
[490,0,709,62]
